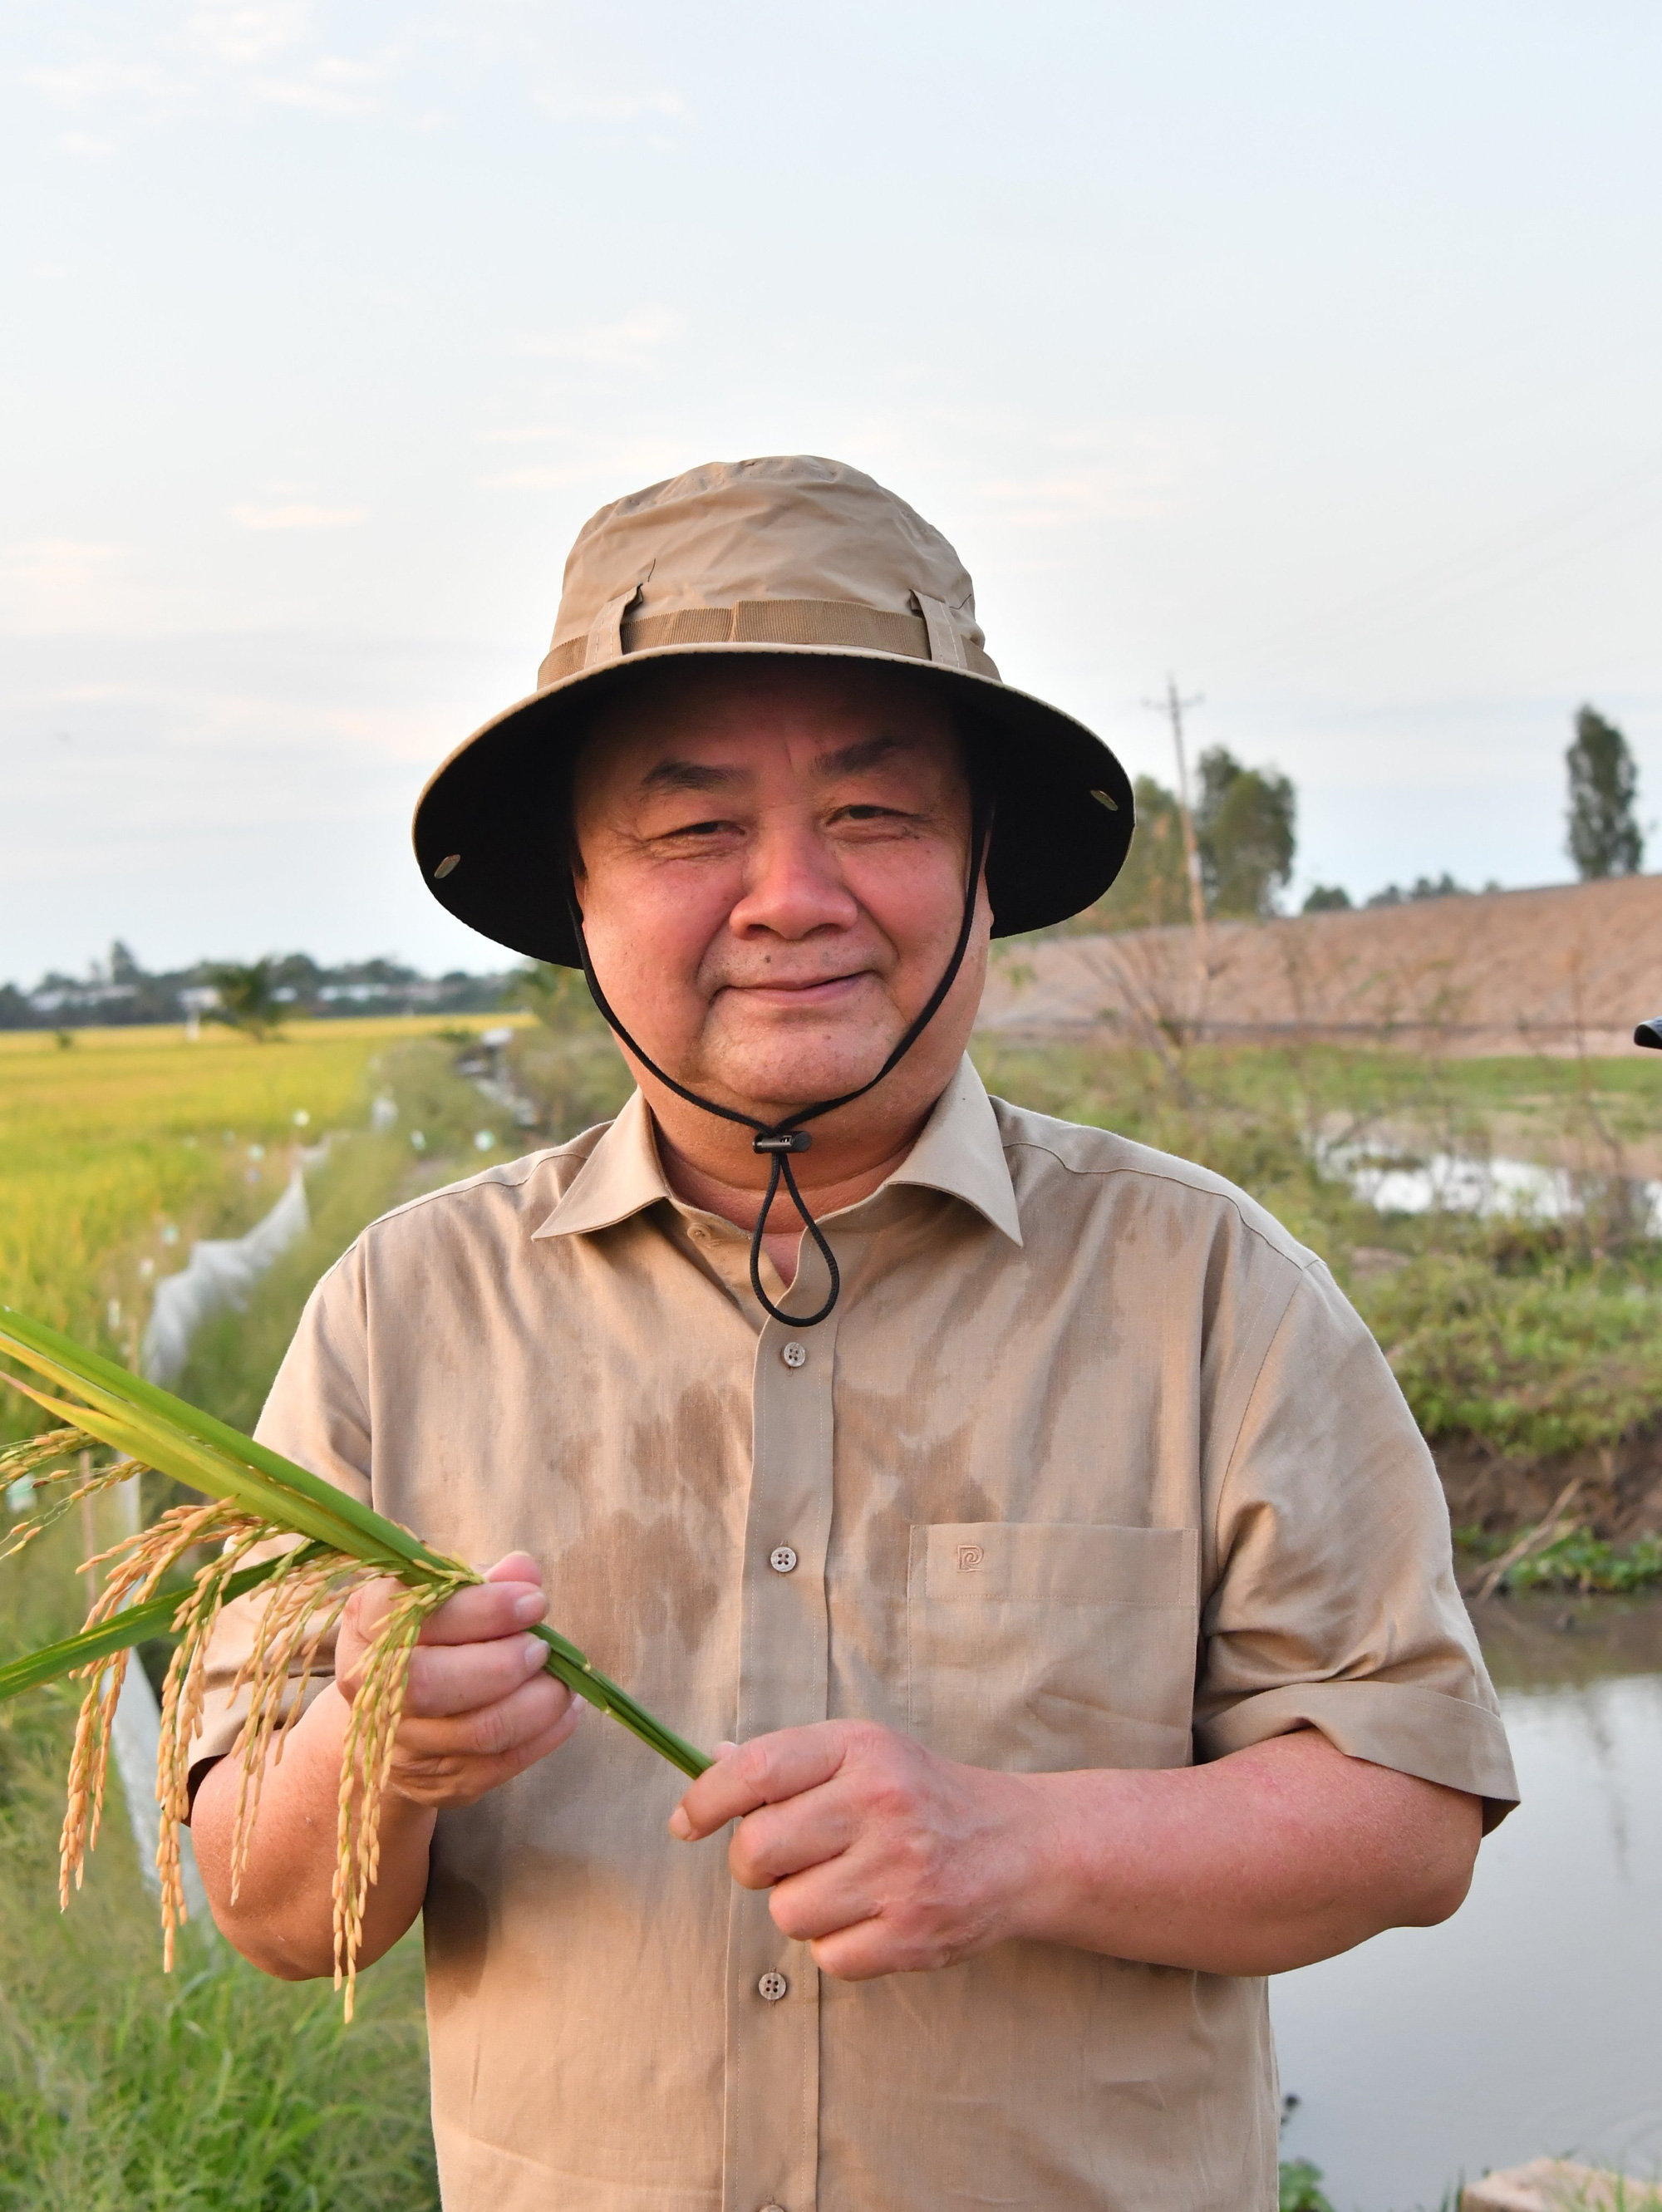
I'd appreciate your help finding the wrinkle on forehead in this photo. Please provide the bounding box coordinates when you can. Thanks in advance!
[569,658,966,830]
[637,730,920,798]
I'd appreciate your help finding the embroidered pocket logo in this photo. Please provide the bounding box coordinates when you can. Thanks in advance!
[956,1543,986,1573]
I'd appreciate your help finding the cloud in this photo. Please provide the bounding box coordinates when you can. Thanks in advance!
[184,2,312,69]
[515,307,685,372]
[477,465,593,492]
[534,89,683,124]
[478,437,696,495]
[254,54,384,116]
[976,469,1176,528]
[0,540,123,632]
[229,504,368,531]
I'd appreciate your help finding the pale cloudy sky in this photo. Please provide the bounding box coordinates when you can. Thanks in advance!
[3,1,1660,978]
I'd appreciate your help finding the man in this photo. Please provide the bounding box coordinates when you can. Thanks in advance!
[193,455,1517,2211]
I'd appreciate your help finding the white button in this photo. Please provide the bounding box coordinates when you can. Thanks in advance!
[770,1545,798,1575]
[780,1339,807,1369]
[757,1969,789,2003]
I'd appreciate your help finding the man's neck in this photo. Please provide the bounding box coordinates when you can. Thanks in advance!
[650,1104,933,1288]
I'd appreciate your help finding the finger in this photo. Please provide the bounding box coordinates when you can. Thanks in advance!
[483,1552,544,1586]
[805,1915,899,1983]
[342,1573,402,1644]
[391,1693,585,1806]
[395,1671,575,1761]
[767,1856,878,1944]
[671,1724,851,1841]
[416,1580,548,1647]
[402,1631,558,1718]
[728,1792,860,1890]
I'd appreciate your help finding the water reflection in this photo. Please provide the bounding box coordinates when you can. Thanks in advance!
[1274,1595,1662,2211]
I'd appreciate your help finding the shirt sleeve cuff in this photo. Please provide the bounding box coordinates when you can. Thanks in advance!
[1195,1679,1521,1832]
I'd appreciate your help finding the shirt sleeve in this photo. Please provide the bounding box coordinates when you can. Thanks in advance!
[1193,1259,1520,1829]
[188,1244,375,1787]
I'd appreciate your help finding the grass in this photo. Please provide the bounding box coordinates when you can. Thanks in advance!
[1458,1524,1662,1595]
[0,1526,439,2211]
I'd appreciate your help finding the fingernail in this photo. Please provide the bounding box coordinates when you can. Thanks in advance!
[523,1635,548,1670]
[514,1590,547,1623]
[668,1806,693,1841]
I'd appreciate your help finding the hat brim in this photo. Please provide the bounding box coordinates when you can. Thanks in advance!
[411,642,1133,966]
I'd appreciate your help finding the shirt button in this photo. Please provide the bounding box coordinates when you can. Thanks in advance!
[770,1545,799,1575]
[757,1969,789,2003]
[780,1339,807,1369]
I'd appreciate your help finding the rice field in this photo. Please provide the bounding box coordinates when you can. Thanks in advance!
[0,1018,518,1438]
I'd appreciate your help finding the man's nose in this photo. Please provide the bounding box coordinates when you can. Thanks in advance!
[727,818,860,941]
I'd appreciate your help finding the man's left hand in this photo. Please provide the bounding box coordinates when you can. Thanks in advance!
[668,1720,1040,1980]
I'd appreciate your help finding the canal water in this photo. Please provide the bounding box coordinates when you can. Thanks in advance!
[1273,1593,1662,2210]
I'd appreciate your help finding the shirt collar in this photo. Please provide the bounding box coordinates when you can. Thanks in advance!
[532,1054,1022,1248]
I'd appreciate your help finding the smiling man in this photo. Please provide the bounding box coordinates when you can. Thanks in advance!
[191,457,1517,2212]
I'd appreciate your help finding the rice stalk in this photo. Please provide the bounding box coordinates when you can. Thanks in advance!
[0,1304,711,2013]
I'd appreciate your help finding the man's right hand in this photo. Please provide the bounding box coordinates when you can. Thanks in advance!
[336,1551,584,1812]
[194,1549,582,1979]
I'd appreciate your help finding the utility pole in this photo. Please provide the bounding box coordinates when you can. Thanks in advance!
[1143,675,1207,936]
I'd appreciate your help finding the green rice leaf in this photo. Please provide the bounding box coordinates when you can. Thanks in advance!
[0,1548,306,1700]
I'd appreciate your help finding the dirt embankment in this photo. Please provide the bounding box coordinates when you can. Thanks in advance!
[977,873,1662,1057]
[1435,1429,1662,1546]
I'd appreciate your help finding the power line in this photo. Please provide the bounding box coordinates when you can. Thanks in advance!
[1143,676,1208,947]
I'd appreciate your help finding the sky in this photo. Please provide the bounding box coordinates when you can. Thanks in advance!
[3,1,1661,981]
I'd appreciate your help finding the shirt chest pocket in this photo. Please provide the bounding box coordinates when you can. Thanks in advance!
[907,1522,1201,1773]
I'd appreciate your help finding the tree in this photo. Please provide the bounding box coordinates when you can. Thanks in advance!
[1302,885,1351,913]
[511,961,608,1034]
[1194,748,1296,919]
[1065,775,1195,933]
[1566,705,1643,879]
[203,957,288,1041]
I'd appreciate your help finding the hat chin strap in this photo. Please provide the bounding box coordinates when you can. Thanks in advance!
[564,784,991,1328]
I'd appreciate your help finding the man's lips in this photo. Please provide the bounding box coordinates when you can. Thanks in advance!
[716,971,874,1009]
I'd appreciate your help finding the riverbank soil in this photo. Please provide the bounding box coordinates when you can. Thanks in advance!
[1438,1427,1662,1545]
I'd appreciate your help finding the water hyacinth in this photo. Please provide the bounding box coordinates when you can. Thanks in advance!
[0,1306,710,2015]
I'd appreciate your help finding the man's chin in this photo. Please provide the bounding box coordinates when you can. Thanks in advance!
[683,1029,905,1123]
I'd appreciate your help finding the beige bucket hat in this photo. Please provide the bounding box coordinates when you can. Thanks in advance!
[414,455,1132,963]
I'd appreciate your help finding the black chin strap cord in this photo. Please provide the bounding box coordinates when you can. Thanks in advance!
[565,784,992,1329]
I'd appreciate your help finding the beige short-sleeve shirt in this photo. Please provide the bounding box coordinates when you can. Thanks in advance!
[199,1056,1517,2212]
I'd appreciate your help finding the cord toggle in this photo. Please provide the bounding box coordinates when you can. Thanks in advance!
[753,1130,813,1154]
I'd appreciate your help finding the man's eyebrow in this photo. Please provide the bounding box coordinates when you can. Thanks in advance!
[812,732,913,779]
[637,758,744,794]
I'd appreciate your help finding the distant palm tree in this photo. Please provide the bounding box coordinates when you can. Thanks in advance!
[203,958,288,1042]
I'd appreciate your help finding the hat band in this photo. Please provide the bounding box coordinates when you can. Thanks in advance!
[536,596,999,690]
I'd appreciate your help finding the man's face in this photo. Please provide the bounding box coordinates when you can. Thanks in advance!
[569,659,988,1123]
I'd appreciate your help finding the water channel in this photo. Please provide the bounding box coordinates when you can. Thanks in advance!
[1274,1593,1662,2209]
